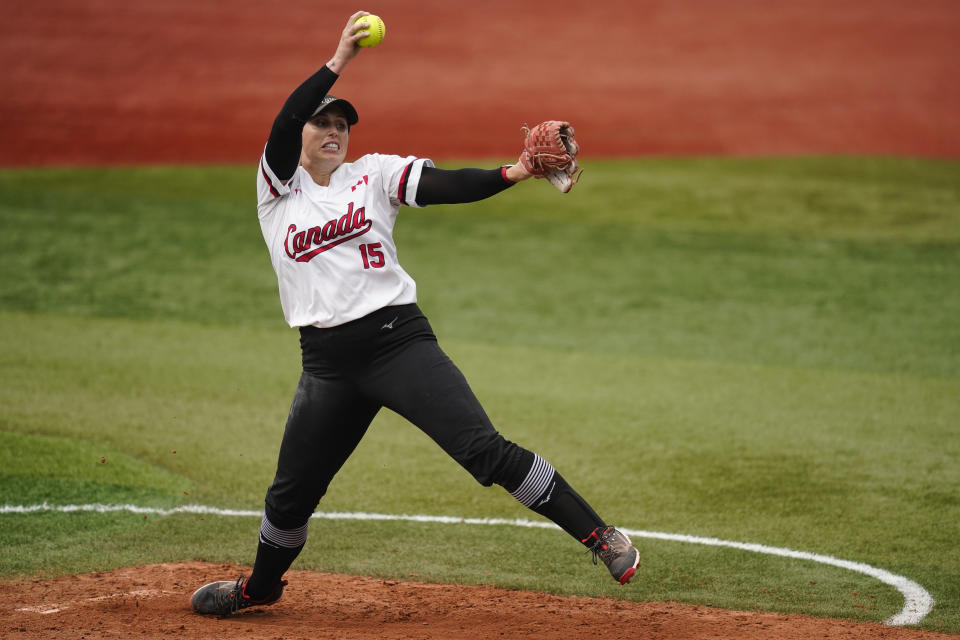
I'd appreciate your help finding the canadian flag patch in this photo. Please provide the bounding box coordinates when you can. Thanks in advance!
[350,175,369,192]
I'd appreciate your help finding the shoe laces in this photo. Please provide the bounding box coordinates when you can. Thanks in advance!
[585,527,613,566]
[217,576,247,614]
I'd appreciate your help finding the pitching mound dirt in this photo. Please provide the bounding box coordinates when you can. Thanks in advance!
[1,562,954,640]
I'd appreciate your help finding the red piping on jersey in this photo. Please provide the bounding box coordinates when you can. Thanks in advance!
[397,161,414,205]
[261,159,281,198]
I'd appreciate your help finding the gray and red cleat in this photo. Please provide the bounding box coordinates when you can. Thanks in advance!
[191,576,286,616]
[584,526,641,585]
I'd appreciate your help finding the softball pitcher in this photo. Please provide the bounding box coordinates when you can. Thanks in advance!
[191,11,639,616]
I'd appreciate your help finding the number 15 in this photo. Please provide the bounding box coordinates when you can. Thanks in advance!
[359,242,385,269]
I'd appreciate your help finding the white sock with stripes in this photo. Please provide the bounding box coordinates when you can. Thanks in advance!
[509,453,557,508]
[259,515,309,549]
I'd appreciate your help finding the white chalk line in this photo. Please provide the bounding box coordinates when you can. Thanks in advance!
[2,502,932,627]
[16,589,172,614]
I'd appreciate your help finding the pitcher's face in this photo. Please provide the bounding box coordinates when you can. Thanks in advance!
[301,107,350,174]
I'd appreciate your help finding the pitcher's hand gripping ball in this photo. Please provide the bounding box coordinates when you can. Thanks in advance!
[518,120,582,193]
[354,14,386,47]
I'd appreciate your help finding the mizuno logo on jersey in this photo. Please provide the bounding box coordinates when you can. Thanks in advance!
[284,202,371,263]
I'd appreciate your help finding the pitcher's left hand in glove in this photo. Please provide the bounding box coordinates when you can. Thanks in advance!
[518,120,582,193]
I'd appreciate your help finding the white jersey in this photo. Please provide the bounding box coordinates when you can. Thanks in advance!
[257,151,435,328]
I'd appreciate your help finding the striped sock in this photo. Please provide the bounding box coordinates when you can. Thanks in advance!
[259,516,309,549]
[510,454,556,508]
[245,516,307,600]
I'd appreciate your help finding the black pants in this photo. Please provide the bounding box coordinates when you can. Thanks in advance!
[264,304,527,529]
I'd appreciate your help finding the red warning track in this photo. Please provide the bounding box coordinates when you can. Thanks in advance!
[1,0,958,167]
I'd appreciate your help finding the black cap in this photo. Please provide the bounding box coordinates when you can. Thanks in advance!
[310,95,359,125]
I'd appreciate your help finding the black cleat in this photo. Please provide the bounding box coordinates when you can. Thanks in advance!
[190,576,286,616]
[584,526,641,585]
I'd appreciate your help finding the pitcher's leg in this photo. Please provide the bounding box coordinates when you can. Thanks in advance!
[364,315,639,584]
[371,336,604,541]
[246,371,379,599]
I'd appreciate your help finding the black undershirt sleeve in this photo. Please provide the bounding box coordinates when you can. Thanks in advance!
[265,66,340,182]
[263,65,516,201]
[416,166,515,206]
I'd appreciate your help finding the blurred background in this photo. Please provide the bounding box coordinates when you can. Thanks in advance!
[2,0,959,166]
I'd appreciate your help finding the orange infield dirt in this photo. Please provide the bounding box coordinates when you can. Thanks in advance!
[2,562,958,640]
[2,1,959,638]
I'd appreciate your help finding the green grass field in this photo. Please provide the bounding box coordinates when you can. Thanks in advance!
[1,157,958,632]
